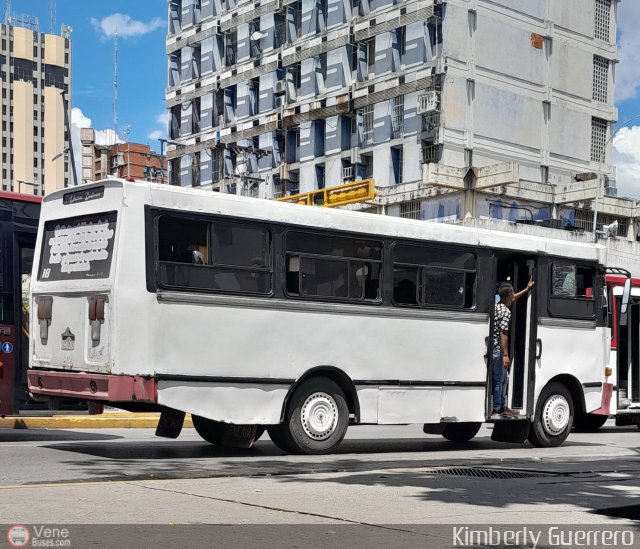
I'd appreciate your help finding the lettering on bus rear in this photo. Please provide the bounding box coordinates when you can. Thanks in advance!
[38,211,117,281]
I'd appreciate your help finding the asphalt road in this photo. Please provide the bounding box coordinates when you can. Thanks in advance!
[0,422,638,548]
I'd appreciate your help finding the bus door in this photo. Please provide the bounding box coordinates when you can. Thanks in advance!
[507,259,536,416]
[617,294,640,419]
[491,257,537,442]
[13,233,35,412]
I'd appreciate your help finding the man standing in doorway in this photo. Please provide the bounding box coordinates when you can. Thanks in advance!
[493,279,534,417]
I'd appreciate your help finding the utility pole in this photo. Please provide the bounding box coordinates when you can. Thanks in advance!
[60,91,78,187]
[113,29,118,146]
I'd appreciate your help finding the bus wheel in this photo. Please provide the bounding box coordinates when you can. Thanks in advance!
[528,382,574,447]
[192,415,226,445]
[442,422,482,442]
[268,377,349,455]
[573,413,608,431]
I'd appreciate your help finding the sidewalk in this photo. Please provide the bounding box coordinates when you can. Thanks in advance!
[0,411,194,429]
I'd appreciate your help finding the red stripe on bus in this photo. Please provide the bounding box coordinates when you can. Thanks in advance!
[0,191,42,203]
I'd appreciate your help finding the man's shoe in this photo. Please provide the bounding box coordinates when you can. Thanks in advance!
[501,407,519,417]
[491,408,502,418]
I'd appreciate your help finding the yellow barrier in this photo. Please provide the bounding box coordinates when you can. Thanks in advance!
[277,179,377,208]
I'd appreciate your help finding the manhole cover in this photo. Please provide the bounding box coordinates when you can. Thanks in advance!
[424,467,557,479]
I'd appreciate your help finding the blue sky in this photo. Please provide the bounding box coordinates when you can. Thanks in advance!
[17,0,168,150]
[13,1,640,196]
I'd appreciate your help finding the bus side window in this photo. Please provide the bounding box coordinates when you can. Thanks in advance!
[393,267,418,305]
[286,255,301,295]
[549,263,596,319]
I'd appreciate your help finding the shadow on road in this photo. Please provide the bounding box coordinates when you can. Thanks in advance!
[0,429,122,442]
[35,433,613,487]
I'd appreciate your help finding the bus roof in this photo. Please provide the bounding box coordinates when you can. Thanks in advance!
[0,190,42,204]
[44,179,606,263]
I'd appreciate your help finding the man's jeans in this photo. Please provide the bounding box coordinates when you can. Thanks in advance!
[492,348,507,411]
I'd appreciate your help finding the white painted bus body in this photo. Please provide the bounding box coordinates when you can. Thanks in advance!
[29,180,609,430]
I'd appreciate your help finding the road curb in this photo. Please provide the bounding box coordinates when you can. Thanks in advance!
[0,414,194,429]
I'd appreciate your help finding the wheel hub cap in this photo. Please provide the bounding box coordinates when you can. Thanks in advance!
[542,394,570,436]
[301,392,338,441]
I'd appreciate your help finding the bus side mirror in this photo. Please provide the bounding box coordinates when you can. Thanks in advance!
[620,278,631,327]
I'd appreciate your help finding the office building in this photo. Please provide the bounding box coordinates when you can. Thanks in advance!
[165,1,638,236]
[2,14,71,195]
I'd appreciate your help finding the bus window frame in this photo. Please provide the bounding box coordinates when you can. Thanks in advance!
[547,261,598,320]
[390,241,477,311]
[282,228,384,305]
[153,210,275,298]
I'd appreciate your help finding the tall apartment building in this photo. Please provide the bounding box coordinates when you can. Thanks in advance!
[1,15,71,196]
[165,0,622,230]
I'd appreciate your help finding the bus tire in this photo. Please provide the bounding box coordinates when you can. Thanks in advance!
[528,382,574,447]
[573,413,608,431]
[442,422,482,442]
[269,377,349,455]
[192,415,226,445]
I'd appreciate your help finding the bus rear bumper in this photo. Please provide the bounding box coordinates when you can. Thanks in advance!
[27,370,157,403]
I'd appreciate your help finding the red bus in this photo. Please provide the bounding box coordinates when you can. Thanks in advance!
[0,191,41,416]
[600,272,640,429]
[574,271,640,430]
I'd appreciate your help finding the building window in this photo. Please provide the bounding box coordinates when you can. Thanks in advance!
[249,20,262,57]
[315,163,325,190]
[316,0,328,33]
[11,58,35,83]
[366,39,375,79]
[391,96,404,138]
[393,26,406,72]
[593,56,609,102]
[44,64,66,89]
[391,146,403,185]
[591,117,607,162]
[399,201,421,220]
[212,148,223,183]
[361,104,374,146]
[594,0,611,41]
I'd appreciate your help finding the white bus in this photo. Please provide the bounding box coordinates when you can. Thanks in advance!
[27,180,622,454]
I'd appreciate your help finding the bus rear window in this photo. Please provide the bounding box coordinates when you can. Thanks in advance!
[38,212,117,281]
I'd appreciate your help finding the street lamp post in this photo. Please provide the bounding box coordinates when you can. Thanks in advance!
[592,114,640,241]
[158,139,186,185]
[16,180,38,194]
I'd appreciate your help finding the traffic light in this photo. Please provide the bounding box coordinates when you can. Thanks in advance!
[277,179,377,208]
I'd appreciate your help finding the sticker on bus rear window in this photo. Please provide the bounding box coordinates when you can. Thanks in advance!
[38,212,117,281]
[63,186,104,205]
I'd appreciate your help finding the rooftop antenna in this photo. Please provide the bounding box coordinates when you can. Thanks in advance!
[4,0,9,25]
[113,29,118,146]
[50,0,55,34]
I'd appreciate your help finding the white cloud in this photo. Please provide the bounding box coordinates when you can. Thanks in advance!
[616,2,640,102]
[95,129,122,146]
[156,112,170,127]
[91,13,164,39]
[146,111,169,142]
[613,125,640,198]
[70,107,122,184]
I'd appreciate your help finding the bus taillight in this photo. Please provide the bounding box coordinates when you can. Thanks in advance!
[88,297,106,322]
[36,296,52,344]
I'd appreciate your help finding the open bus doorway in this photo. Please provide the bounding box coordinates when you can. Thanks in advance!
[615,296,640,425]
[489,256,537,440]
[14,237,34,411]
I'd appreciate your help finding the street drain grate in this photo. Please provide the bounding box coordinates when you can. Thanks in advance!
[424,467,557,479]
